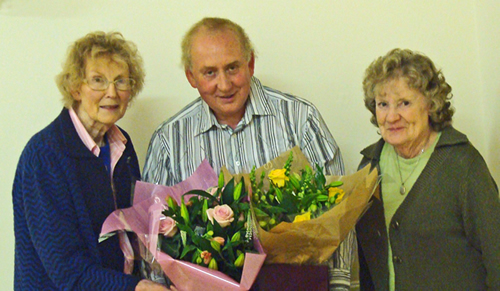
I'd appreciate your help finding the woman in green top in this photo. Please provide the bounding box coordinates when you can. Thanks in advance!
[356,48,500,290]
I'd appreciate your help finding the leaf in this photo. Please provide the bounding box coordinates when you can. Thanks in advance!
[225,239,236,262]
[300,193,321,209]
[315,164,326,189]
[221,178,236,205]
[184,189,218,205]
[179,244,197,259]
[159,235,182,258]
[252,207,271,218]
[261,204,288,215]
[280,190,299,213]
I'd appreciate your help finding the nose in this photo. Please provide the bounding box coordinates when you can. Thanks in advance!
[105,82,118,98]
[386,105,400,122]
[217,72,232,92]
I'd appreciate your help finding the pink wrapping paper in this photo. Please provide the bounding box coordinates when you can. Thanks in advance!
[101,160,266,291]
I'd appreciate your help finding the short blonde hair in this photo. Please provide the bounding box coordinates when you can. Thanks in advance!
[181,17,254,70]
[363,48,454,131]
[56,31,145,108]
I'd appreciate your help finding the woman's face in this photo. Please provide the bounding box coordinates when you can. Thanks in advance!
[375,78,433,156]
[71,57,131,131]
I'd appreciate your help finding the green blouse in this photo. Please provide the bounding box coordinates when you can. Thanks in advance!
[379,132,441,290]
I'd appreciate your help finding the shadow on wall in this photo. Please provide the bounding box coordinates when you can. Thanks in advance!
[488,119,500,185]
[118,96,176,170]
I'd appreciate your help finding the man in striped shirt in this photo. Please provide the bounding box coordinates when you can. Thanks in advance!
[143,17,354,290]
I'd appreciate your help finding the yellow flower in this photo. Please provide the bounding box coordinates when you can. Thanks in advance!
[328,187,345,204]
[293,211,311,223]
[268,169,289,187]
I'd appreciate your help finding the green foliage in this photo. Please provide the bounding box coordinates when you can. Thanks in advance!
[250,152,344,231]
[159,173,255,282]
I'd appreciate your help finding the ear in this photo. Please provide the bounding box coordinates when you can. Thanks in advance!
[70,89,81,101]
[185,69,198,89]
[248,53,255,76]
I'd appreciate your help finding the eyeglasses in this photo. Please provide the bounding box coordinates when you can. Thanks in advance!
[83,77,135,91]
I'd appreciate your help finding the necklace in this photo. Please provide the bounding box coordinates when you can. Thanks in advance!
[395,148,424,195]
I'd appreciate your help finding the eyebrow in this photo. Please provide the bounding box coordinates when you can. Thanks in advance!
[224,61,240,69]
[200,60,241,72]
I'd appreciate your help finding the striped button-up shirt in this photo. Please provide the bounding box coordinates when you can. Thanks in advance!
[143,77,353,289]
[143,77,344,183]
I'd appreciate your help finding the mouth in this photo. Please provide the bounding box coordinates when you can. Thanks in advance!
[100,105,120,110]
[387,126,405,132]
[219,93,236,100]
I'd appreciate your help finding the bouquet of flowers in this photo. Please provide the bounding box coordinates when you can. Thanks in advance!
[158,171,254,283]
[223,146,379,264]
[251,150,345,230]
[100,160,266,291]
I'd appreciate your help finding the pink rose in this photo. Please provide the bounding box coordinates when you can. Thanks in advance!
[159,216,177,237]
[206,204,235,227]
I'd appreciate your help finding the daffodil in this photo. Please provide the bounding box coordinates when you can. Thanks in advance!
[268,169,289,187]
[293,211,311,223]
[328,187,345,204]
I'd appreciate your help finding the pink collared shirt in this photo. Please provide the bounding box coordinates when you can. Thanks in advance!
[69,108,127,177]
[68,107,134,274]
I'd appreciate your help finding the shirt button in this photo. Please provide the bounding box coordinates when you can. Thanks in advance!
[393,256,403,263]
[235,161,240,166]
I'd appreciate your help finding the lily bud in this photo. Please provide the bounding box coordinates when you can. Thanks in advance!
[316,195,329,202]
[218,170,225,189]
[166,196,177,211]
[234,253,245,267]
[230,231,241,243]
[211,240,221,252]
[211,236,225,246]
[328,181,344,188]
[289,175,301,190]
[233,180,243,201]
[274,187,283,203]
[180,200,189,225]
[202,199,208,223]
[208,258,218,270]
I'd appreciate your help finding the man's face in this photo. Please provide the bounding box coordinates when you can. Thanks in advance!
[186,29,255,127]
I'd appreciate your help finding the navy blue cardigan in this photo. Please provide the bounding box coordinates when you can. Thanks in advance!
[13,108,141,290]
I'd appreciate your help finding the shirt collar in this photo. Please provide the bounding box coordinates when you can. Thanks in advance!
[68,107,127,157]
[197,76,275,134]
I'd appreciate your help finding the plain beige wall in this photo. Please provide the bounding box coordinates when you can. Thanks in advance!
[1,0,498,288]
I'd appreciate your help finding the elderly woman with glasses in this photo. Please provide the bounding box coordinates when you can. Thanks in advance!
[13,31,172,291]
[356,48,500,290]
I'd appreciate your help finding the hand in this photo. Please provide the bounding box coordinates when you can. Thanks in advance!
[135,279,177,291]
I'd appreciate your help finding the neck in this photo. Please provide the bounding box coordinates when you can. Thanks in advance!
[394,130,437,159]
[74,106,111,147]
[215,112,244,130]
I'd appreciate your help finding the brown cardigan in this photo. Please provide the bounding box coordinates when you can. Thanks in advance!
[356,126,500,290]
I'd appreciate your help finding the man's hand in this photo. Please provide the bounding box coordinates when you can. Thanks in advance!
[135,279,177,291]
